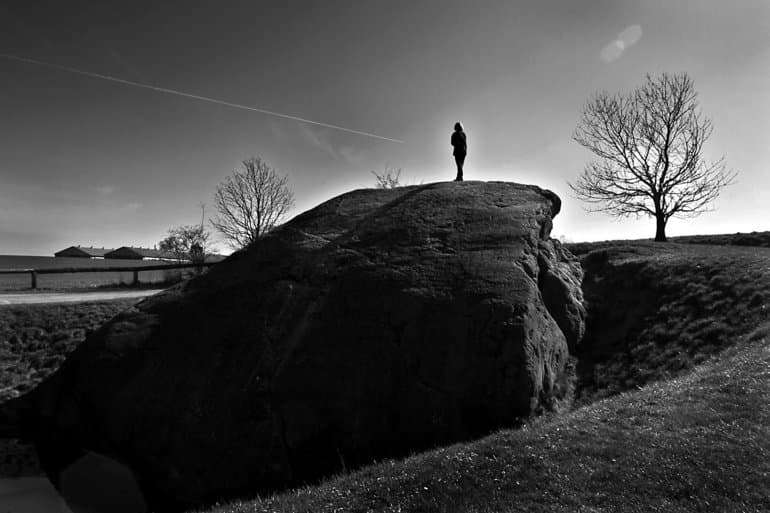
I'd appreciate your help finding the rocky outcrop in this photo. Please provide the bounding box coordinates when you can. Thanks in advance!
[0,181,585,511]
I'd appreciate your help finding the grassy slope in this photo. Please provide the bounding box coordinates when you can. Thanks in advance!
[672,230,770,248]
[570,242,770,405]
[200,330,769,513]
[194,240,770,513]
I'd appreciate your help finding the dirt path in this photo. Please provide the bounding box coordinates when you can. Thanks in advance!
[0,289,163,305]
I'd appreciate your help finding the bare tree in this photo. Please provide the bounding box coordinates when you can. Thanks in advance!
[158,224,211,262]
[211,157,295,249]
[371,167,402,189]
[571,72,736,242]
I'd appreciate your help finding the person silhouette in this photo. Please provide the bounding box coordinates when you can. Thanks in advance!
[451,122,467,181]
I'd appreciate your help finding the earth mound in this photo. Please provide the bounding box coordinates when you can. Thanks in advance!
[1,181,585,510]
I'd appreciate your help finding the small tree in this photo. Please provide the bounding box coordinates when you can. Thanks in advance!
[211,157,295,249]
[158,224,211,262]
[371,167,402,189]
[571,72,736,242]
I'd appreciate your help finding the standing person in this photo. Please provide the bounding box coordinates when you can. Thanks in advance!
[451,122,467,181]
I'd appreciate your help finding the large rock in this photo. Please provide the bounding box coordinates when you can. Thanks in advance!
[1,181,585,510]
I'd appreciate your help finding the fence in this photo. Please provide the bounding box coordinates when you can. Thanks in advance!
[0,262,216,290]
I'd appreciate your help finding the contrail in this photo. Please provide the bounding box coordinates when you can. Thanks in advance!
[0,53,403,143]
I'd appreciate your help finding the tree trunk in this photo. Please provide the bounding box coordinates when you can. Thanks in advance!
[654,214,667,242]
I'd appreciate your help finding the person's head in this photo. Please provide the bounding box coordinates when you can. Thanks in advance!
[454,122,463,132]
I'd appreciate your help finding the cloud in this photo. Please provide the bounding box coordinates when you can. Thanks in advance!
[298,124,338,158]
[297,124,374,166]
[94,184,115,196]
[600,24,643,63]
[338,145,369,166]
[266,118,287,139]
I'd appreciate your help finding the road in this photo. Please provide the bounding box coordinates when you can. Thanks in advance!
[0,289,164,305]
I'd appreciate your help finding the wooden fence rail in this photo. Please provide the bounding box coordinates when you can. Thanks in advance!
[0,262,217,289]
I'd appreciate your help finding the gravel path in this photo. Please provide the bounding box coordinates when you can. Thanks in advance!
[0,289,163,305]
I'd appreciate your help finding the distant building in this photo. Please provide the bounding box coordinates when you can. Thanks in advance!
[104,247,185,262]
[54,246,115,259]
[55,244,227,263]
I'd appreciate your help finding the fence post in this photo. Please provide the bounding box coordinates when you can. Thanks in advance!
[30,271,37,289]
[133,270,140,286]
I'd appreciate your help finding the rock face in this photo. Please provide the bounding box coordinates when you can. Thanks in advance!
[1,181,585,510]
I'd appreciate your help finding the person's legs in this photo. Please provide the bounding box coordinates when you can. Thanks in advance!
[454,154,465,181]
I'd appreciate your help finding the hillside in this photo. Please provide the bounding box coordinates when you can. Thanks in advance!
[0,181,585,511]
[569,241,770,405]
[672,230,770,248]
[193,240,770,513]
[198,328,770,513]
[2,226,769,511]
[564,230,770,255]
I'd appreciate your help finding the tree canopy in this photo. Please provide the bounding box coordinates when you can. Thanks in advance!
[211,157,294,250]
[158,224,211,263]
[571,72,736,241]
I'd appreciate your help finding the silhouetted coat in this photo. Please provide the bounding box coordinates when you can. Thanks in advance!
[451,130,467,156]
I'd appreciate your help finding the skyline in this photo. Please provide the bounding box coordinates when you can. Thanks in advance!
[1,1,768,255]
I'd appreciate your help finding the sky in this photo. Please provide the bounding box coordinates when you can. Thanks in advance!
[0,0,768,255]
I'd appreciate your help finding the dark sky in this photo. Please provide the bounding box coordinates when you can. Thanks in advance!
[1,0,768,254]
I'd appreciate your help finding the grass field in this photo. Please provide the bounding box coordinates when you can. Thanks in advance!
[0,298,139,477]
[0,299,138,402]
[0,255,189,290]
[672,230,770,248]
